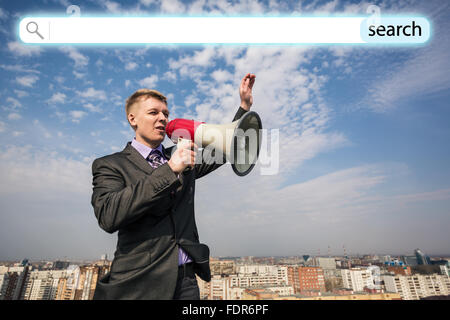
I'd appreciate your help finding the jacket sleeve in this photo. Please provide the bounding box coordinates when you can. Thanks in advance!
[91,158,181,234]
[194,106,248,179]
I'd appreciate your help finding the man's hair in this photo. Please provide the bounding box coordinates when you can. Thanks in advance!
[125,89,167,123]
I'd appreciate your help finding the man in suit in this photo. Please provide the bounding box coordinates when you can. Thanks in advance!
[91,73,256,300]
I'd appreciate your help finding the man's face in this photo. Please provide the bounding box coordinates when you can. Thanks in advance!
[128,96,169,148]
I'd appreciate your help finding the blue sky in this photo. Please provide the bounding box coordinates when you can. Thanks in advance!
[0,0,449,261]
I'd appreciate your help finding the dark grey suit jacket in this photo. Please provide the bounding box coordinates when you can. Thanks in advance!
[91,107,247,300]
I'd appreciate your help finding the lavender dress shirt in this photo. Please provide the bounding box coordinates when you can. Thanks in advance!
[131,138,192,266]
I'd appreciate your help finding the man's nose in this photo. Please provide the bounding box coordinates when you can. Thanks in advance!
[158,113,167,123]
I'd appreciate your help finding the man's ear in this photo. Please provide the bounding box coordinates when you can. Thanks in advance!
[128,112,137,130]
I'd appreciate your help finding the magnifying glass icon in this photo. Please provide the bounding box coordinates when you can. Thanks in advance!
[26,21,44,40]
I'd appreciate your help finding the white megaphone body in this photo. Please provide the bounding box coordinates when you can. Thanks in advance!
[165,111,262,176]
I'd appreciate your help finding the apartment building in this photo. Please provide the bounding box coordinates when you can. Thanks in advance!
[210,259,236,275]
[21,270,67,300]
[197,264,292,300]
[0,266,29,300]
[287,266,326,293]
[383,273,450,300]
[341,268,375,292]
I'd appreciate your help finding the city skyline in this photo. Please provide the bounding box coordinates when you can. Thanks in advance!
[2,254,449,300]
[1,0,450,261]
[2,247,450,264]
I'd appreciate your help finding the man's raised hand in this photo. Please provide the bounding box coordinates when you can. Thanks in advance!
[239,73,256,111]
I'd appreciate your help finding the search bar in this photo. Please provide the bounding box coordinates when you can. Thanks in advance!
[18,17,430,44]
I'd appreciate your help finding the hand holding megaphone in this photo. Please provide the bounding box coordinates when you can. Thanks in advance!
[167,138,198,174]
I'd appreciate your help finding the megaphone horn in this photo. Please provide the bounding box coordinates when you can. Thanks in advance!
[166,111,262,176]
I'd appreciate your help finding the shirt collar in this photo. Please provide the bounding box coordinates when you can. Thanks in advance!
[131,138,164,160]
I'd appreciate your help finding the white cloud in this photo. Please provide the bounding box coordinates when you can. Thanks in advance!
[14,90,29,98]
[7,97,22,109]
[392,188,450,204]
[60,47,89,68]
[211,69,233,83]
[73,71,87,79]
[342,1,450,112]
[77,87,107,101]
[47,92,67,104]
[16,75,39,87]
[120,129,134,137]
[139,0,157,6]
[7,42,42,57]
[259,165,385,222]
[33,119,52,139]
[160,0,186,13]
[101,0,148,15]
[184,94,199,107]
[83,103,102,113]
[125,62,138,71]
[125,79,131,87]
[54,76,65,84]
[0,7,8,20]
[0,146,89,193]
[0,120,5,132]
[0,64,40,74]
[8,113,21,120]
[169,46,217,73]
[301,0,339,13]
[163,71,177,82]
[134,47,151,58]
[194,163,389,256]
[138,75,159,88]
[186,0,265,14]
[110,93,123,107]
[193,160,450,256]
[12,131,24,137]
[69,110,87,123]
[362,36,450,112]
[103,0,122,13]
[0,145,115,260]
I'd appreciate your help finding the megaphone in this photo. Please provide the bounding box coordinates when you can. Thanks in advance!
[166,111,262,176]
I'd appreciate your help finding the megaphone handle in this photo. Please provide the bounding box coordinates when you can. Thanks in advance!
[177,137,192,149]
[177,138,195,172]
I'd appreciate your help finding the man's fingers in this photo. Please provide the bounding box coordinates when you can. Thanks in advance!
[249,76,255,89]
[179,149,196,164]
[240,76,248,89]
[242,74,255,89]
[179,140,197,150]
[189,149,196,167]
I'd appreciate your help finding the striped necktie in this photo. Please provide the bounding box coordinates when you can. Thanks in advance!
[148,149,165,168]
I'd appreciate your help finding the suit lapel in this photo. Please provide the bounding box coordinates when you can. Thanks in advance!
[162,144,174,160]
[123,142,178,176]
[123,142,155,175]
